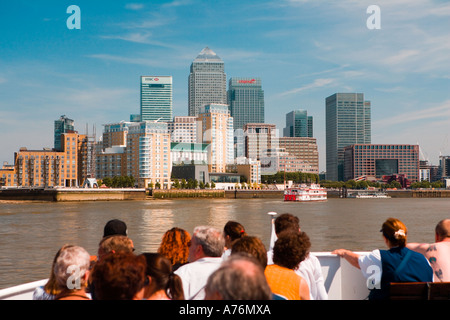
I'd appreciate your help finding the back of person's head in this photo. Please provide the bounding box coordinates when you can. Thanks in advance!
[231,236,268,269]
[435,219,450,241]
[224,221,247,242]
[53,245,91,290]
[98,235,134,259]
[381,218,408,247]
[273,231,311,270]
[141,253,184,300]
[275,213,300,235]
[205,253,272,300]
[157,227,191,266]
[91,252,147,300]
[103,219,127,238]
[193,226,225,258]
[44,244,75,295]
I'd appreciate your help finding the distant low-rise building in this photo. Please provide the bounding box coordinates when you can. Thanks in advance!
[14,132,86,187]
[344,144,419,183]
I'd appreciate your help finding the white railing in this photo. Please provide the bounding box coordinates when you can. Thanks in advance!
[0,253,369,300]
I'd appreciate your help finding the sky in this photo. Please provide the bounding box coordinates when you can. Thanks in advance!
[1,0,449,172]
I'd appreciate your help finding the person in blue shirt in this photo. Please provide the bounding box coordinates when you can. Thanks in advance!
[333,217,433,300]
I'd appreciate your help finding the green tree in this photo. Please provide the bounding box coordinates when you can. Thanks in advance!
[172,179,180,189]
[102,177,112,187]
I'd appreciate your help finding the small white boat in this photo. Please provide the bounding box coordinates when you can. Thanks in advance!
[284,184,327,202]
[349,191,391,199]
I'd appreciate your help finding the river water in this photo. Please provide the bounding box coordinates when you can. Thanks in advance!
[0,197,449,289]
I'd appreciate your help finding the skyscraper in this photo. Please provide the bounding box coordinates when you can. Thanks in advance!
[54,115,74,151]
[140,76,172,122]
[326,93,371,181]
[283,110,313,138]
[188,47,227,117]
[227,77,264,130]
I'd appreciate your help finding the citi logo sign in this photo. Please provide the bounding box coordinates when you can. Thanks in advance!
[238,79,256,84]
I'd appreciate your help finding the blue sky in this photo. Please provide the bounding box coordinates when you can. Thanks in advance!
[1,0,449,171]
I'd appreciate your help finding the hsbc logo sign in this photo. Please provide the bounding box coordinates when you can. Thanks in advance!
[142,76,172,84]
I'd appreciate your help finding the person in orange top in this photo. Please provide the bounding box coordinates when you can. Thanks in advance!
[264,231,311,300]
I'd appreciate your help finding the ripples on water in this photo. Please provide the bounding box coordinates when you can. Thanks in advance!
[1,198,449,289]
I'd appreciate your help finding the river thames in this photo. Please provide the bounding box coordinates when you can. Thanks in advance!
[0,197,449,289]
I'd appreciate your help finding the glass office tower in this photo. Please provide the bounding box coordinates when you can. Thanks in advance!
[283,109,313,138]
[188,47,227,117]
[140,76,172,122]
[227,77,264,131]
[54,115,74,151]
[326,93,371,181]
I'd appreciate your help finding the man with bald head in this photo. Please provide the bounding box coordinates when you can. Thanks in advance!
[407,219,450,282]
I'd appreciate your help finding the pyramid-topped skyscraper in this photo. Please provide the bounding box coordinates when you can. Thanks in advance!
[188,47,227,117]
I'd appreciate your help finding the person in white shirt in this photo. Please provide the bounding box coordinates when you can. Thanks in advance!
[174,226,225,300]
[267,213,328,300]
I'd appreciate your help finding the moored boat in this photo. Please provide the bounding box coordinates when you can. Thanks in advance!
[284,184,327,202]
[348,191,391,199]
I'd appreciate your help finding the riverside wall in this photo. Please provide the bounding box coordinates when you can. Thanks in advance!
[1,188,450,202]
[0,188,147,201]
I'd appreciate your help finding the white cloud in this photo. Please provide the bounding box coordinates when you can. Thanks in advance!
[280,78,335,96]
[374,99,450,127]
[125,3,144,11]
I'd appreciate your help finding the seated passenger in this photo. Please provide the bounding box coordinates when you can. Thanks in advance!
[264,231,311,300]
[333,217,433,300]
[407,219,450,282]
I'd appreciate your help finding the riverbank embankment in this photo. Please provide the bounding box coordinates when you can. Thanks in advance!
[1,188,450,201]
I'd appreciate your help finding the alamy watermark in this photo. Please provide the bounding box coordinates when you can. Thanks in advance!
[66,5,81,30]
[65,265,84,290]
[366,265,381,289]
[366,5,381,30]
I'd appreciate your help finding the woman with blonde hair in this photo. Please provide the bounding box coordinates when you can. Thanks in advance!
[333,217,433,300]
[32,244,74,300]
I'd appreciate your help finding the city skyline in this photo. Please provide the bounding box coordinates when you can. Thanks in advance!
[1,1,449,172]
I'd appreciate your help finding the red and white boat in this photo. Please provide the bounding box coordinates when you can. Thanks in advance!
[284,184,327,202]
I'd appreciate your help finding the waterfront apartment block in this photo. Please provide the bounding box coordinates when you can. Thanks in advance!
[283,110,313,138]
[227,77,264,130]
[440,155,450,178]
[0,162,16,187]
[126,122,171,188]
[244,123,278,163]
[96,146,127,179]
[171,142,208,165]
[98,121,172,188]
[197,104,234,173]
[14,132,86,187]
[260,148,316,175]
[140,76,173,122]
[188,47,227,117]
[102,122,131,149]
[168,116,198,143]
[343,144,419,183]
[326,93,371,181]
[278,137,319,174]
[231,158,262,185]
